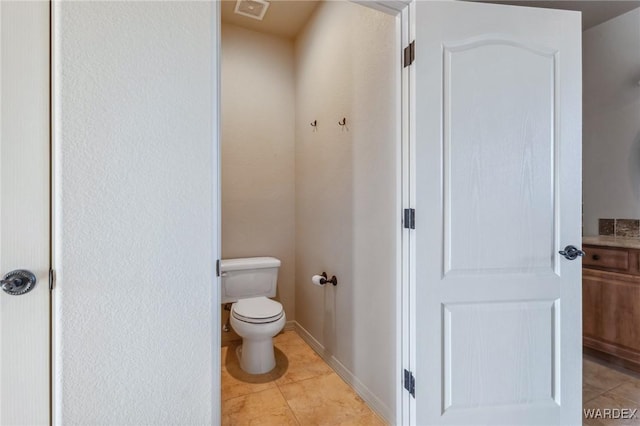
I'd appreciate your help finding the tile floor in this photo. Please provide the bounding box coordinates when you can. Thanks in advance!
[584,355,640,425]
[225,336,640,425]
[221,330,386,426]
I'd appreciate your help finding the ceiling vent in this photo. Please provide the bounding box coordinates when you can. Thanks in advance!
[234,0,270,21]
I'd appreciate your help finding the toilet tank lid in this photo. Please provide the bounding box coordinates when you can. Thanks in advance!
[220,257,281,272]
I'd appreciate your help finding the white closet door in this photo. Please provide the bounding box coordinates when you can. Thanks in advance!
[413,2,582,424]
[0,1,50,424]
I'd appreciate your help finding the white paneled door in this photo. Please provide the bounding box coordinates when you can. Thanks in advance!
[413,2,582,424]
[0,2,50,424]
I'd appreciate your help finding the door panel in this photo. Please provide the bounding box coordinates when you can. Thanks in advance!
[443,299,559,409]
[413,2,581,424]
[0,2,50,424]
[444,39,557,275]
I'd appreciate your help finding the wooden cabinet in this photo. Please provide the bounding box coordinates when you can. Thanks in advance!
[583,246,629,271]
[583,244,640,371]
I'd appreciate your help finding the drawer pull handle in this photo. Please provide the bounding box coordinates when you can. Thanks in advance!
[592,254,600,261]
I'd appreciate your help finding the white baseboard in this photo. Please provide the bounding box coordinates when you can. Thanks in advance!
[292,321,393,424]
[284,320,296,332]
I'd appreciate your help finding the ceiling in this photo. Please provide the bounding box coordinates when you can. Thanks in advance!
[476,1,640,30]
[221,0,640,37]
[221,0,319,39]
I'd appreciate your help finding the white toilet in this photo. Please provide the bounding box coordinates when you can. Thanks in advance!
[220,257,285,374]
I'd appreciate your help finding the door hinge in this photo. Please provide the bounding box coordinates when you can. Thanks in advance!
[216,259,221,277]
[404,369,415,398]
[403,41,415,68]
[49,268,55,291]
[404,208,415,229]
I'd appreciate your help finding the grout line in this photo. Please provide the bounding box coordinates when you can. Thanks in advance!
[274,339,334,386]
[583,363,640,406]
[275,384,302,426]
[279,369,335,388]
[584,379,627,396]
[222,387,279,404]
[596,381,640,403]
[591,379,627,394]
[276,374,373,426]
[583,389,606,405]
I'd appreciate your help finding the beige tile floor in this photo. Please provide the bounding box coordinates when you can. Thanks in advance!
[584,356,640,425]
[226,335,640,425]
[221,330,387,426]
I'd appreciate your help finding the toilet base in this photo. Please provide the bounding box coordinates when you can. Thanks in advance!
[236,338,275,374]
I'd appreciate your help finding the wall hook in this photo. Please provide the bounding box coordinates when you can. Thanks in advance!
[310,120,317,127]
[320,272,338,286]
[338,117,346,126]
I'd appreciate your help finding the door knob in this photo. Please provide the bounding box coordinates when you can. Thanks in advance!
[1,270,37,295]
[559,245,585,261]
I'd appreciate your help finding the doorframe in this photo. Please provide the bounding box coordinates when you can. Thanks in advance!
[352,3,413,425]
[353,2,412,424]
[213,1,412,424]
[353,3,413,423]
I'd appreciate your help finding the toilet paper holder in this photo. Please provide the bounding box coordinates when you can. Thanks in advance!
[320,272,338,286]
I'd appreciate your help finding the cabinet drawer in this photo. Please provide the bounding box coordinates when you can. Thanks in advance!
[583,246,629,271]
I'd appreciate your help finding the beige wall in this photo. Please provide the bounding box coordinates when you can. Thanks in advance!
[583,7,640,235]
[294,2,397,419]
[221,23,296,338]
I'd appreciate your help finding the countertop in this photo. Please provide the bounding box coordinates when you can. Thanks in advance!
[583,235,640,250]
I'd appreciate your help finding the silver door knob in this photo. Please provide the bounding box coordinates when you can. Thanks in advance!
[1,270,37,295]
[559,245,585,261]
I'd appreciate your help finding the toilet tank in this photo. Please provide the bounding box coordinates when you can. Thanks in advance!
[220,257,281,303]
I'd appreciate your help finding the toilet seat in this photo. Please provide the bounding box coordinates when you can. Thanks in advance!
[232,297,284,324]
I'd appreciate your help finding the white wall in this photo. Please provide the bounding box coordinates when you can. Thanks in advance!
[53,2,218,424]
[583,7,640,235]
[294,2,397,419]
[221,23,295,344]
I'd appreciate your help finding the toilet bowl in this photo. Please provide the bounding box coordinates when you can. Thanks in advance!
[229,296,285,374]
[220,257,284,375]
